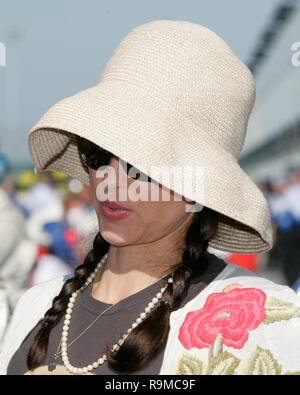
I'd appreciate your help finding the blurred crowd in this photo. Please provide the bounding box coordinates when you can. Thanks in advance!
[260,167,300,290]
[0,153,98,346]
[210,166,300,292]
[0,151,300,347]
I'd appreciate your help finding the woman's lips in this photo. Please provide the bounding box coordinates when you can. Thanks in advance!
[102,200,131,211]
[100,201,132,222]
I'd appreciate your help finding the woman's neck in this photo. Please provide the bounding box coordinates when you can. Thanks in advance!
[91,212,194,305]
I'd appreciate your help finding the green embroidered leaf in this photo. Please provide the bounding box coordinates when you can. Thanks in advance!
[175,352,205,375]
[240,345,281,375]
[264,296,300,324]
[206,351,240,375]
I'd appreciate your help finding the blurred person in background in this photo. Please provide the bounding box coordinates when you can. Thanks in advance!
[64,182,99,265]
[0,275,9,348]
[0,154,38,345]
[266,169,300,286]
[284,167,300,289]
[18,171,78,286]
[0,160,80,341]
[0,154,11,346]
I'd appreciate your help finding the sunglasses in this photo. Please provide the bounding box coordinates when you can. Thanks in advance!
[77,136,152,182]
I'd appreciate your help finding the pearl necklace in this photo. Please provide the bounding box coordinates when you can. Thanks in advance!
[60,252,174,375]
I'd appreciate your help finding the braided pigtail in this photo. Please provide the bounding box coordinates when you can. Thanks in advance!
[104,206,219,373]
[26,232,109,370]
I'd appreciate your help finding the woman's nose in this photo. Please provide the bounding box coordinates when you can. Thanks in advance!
[101,156,130,194]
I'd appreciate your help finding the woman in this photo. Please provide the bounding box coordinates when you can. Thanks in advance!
[1,19,300,375]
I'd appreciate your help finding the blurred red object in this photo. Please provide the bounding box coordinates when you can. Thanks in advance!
[36,245,50,259]
[227,253,261,273]
[63,228,79,247]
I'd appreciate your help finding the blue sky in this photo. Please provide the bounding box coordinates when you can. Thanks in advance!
[0,0,280,168]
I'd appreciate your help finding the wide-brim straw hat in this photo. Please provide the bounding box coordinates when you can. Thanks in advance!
[28,19,273,254]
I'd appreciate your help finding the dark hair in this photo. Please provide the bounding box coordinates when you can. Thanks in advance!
[27,206,219,373]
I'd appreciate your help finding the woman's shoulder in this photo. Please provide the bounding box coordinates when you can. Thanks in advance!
[203,257,298,297]
[3,274,71,340]
[0,274,72,374]
[174,260,300,322]
[161,261,300,375]
[8,274,72,321]
[195,261,300,320]
[18,274,72,304]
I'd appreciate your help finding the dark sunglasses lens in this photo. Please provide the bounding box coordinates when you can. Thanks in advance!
[77,136,111,170]
[77,136,151,182]
[121,159,151,182]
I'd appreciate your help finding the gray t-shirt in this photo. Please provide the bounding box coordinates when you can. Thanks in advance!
[7,253,226,375]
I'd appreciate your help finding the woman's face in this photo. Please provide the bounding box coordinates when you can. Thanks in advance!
[89,156,195,247]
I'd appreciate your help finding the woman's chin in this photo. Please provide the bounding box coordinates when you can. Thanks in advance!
[100,229,131,246]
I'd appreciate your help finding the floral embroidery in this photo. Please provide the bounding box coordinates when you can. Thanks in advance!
[175,352,206,375]
[178,287,266,350]
[205,351,240,375]
[263,296,300,324]
[174,284,300,375]
[222,283,242,293]
[239,345,281,375]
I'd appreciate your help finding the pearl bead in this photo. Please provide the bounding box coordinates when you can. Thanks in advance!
[60,254,174,374]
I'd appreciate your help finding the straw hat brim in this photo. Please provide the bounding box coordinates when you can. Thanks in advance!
[28,81,273,254]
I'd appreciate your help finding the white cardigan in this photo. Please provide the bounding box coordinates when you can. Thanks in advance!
[1,263,300,375]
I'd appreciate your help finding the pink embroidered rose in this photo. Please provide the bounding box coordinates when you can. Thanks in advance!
[179,287,266,350]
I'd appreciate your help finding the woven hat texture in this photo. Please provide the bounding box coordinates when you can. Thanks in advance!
[28,19,273,253]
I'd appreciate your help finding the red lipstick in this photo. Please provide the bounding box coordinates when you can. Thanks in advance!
[100,200,132,222]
